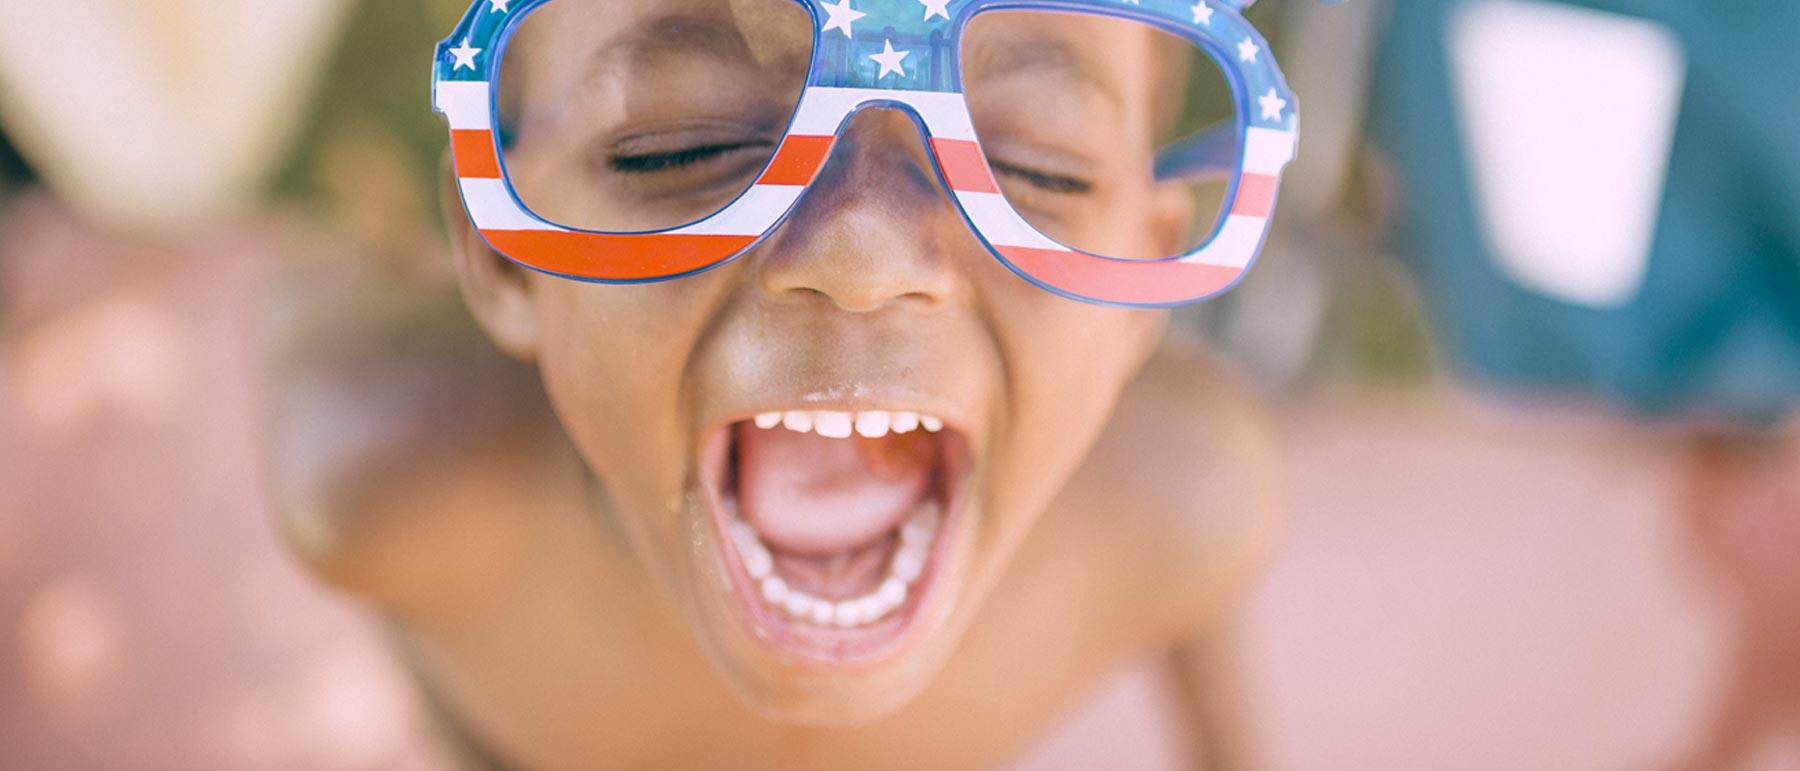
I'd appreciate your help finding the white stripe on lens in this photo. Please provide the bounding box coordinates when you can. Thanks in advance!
[462,177,794,238]
[669,185,804,237]
[436,80,493,131]
[789,87,979,141]
[1181,215,1267,268]
[1243,127,1297,176]
[953,191,1071,252]
[459,178,561,231]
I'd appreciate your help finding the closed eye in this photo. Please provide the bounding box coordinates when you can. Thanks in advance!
[988,158,1093,195]
[608,141,777,174]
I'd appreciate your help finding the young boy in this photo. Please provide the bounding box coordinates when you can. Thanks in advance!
[272,1,1287,767]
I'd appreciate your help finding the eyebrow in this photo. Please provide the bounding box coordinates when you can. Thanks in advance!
[587,14,760,75]
[960,36,1125,111]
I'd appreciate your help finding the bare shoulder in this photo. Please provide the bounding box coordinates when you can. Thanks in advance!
[261,261,577,617]
[1042,330,1286,636]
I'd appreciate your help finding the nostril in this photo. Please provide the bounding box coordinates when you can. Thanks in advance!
[766,268,947,313]
[895,289,944,308]
[786,281,906,314]
[784,286,835,306]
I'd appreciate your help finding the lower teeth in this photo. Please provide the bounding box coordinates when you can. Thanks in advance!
[733,501,939,628]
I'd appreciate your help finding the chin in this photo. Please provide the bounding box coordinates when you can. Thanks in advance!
[675,404,987,723]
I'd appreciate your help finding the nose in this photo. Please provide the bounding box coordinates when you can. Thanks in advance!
[753,107,963,313]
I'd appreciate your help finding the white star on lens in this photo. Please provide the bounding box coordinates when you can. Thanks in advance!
[822,0,867,38]
[1191,2,1213,24]
[870,38,910,79]
[1259,88,1287,120]
[450,38,481,70]
[920,0,951,21]
[489,0,509,11]
[1237,37,1260,63]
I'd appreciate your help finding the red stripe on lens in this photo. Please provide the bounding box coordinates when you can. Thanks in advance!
[481,230,753,280]
[932,139,999,194]
[1232,173,1279,218]
[996,246,1243,305]
[757,135,836,186]
[452,130,502,179]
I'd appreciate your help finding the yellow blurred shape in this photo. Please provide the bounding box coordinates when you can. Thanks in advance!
[0,0,352,228]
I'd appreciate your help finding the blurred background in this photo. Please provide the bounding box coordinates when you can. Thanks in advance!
[0,0,1794,769]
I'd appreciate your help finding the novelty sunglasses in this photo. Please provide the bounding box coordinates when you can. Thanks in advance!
[433,0,1298,308]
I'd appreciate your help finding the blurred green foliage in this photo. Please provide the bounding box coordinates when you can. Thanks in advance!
[271,0,467,221]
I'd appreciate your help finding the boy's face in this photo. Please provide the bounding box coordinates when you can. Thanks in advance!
[452,0,1195,723]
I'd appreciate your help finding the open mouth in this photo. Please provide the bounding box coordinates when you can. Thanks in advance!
[700,408,970,666]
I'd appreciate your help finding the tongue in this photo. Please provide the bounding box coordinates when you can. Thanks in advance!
[734,423,938,556]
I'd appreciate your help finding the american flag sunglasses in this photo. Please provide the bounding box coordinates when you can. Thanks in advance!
[433,0,1299,308]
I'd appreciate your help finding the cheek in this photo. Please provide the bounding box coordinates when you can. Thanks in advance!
[987,302,1163,513]
[531,282,706,509]
[1066,184,1168,260]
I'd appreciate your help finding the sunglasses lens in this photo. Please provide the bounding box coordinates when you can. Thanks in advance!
[496,0,814,233]
[961,10,1240,261]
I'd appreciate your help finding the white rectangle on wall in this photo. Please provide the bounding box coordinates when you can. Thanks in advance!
[1448,0,1687,308]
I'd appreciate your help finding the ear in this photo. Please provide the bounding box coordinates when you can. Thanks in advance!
[440,160,541,361]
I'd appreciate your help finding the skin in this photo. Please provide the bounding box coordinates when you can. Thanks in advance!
[268,3,1282,767]
[1665,432,1800,771]
[271,306,1282,770]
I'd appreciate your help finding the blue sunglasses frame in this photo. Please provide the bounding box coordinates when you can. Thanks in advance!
[433,0,1300,307]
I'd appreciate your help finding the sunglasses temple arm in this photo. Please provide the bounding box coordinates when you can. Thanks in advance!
[1153,119,1240,183]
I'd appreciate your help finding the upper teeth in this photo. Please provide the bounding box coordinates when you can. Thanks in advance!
[754,409,942,439]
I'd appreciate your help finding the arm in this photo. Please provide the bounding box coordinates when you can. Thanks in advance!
[1118,336,1286,771]
[1167,613,1263,771]
[260,253,564,617]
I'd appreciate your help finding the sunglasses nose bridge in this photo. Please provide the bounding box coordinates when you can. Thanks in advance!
[836,98,934,143]
[784,98,956,226]
[793,87,994,195]
[751,97,974,312]
[796,88,968,149]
